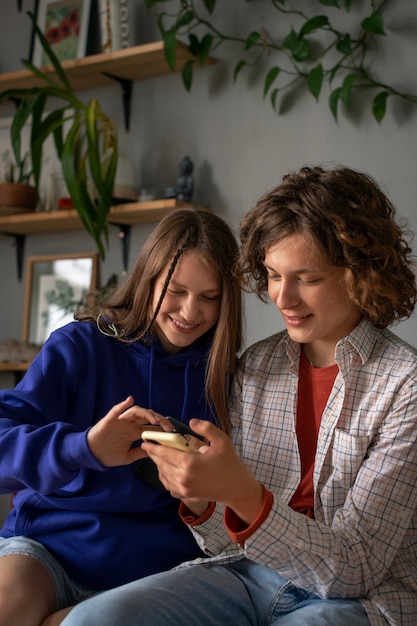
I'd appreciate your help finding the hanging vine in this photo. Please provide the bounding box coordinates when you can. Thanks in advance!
[145,0,417,123]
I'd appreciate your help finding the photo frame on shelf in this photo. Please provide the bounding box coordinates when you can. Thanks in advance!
[23,253,99,345]
[32,0,93,66]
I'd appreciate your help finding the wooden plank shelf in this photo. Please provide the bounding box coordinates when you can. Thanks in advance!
[0,40,215,129]
[0,362,29,372]
[0,199,207,236]
[0,361,29,385]
[0,200,209,278]
[0,41,214,93]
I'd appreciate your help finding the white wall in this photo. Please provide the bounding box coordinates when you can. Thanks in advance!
[0,0,416,372]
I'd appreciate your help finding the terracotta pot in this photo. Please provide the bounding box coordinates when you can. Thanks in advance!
[0,183,38,215]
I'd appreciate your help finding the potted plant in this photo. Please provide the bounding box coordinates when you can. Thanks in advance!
[0,11,118,259]
[0,149,37,214]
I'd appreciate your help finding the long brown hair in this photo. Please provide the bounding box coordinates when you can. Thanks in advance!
[238,166,417,328]
[77,208,242,430]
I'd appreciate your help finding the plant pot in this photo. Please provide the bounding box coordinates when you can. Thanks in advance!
[0,183,38,215]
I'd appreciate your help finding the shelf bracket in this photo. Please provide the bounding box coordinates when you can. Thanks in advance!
[5,234,26,281]
[101,71,133,132]
[115,224,131,274]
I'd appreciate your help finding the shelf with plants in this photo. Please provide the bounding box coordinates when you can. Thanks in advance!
[0,199,206,236]
[0,199,208,280]
[0,38,215,133]
[0,13,214,276]
[0,40,213,94]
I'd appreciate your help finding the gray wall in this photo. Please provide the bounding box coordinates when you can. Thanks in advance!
[0,0,416,392]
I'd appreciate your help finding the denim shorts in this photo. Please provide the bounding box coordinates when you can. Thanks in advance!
[0,536,98,610]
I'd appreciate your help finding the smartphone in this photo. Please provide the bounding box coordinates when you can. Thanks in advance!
[135,416,205,489]
[141,431,200,453]
[166,416,205,442]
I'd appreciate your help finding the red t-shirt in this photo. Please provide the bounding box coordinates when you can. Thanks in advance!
[289,351,338,517]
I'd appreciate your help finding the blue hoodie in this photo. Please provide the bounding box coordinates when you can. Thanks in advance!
[0,321,217,589]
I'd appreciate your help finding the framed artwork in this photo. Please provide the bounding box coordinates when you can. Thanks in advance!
[32,0,93,66]
[22,253,99,345]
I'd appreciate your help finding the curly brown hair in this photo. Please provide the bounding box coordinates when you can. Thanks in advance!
[77,209,243,431]
[238,166,417,329]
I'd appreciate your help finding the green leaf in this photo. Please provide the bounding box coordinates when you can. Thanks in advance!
[336,33,352,54]
[188,33,199,57]
[339,73,355,108]
[27,11,72,91]
[175,9,194,29]
[233,60,247,82]
[163,30,177,70]
[283,31,311,62]
[245,32,261,50]
[329,64,339,82]
[307,64,323,101]
[102,129,118,194]
[270,88,279,110]
[202,0,216,13]
[17,64,83,108]
[187,32,214,64]
[62,119,106,259]
[283,30,298,51]
[329,87,341,121]
[144,0,172,7]
[362,11,386,35]
[292,39,311,63]
[29,92,48,190]
[90,104,117,213]
[86,101,105,199]
[198,34,214,64]
[10,98,33,166]
[263,66,280,97]
[21,59,62,91]
[373,91,389,123]
[345,0,352,9]
[182,59,194,91]
[300,16,329,38]
[39,108,68,142]
[319,0,339,7]
[156,12,167,36]
[61,121,87,215]
[48,110,65,158]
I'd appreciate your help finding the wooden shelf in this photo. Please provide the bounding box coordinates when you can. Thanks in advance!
[0,361,29,384]
[0,362,29,373]
[0,41,214,93]
[0,42,213,275]
[0,199,206,236]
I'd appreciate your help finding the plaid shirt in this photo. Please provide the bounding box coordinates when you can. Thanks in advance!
[185,319,417,626]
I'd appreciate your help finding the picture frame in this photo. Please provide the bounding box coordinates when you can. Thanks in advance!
[22,252,99,345]
[32,0,93,66]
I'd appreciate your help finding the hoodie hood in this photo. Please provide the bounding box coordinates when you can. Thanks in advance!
[131,329,215,423]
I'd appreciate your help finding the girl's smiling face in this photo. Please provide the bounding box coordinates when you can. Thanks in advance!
[265,232,361,367]
[152,249,222,354]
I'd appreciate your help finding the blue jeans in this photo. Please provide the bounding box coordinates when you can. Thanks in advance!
[61,558,371,626]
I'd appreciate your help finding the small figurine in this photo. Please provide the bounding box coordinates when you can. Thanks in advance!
[175,156,194,202]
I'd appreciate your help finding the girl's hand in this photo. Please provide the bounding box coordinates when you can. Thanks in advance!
[87,397,166,466]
